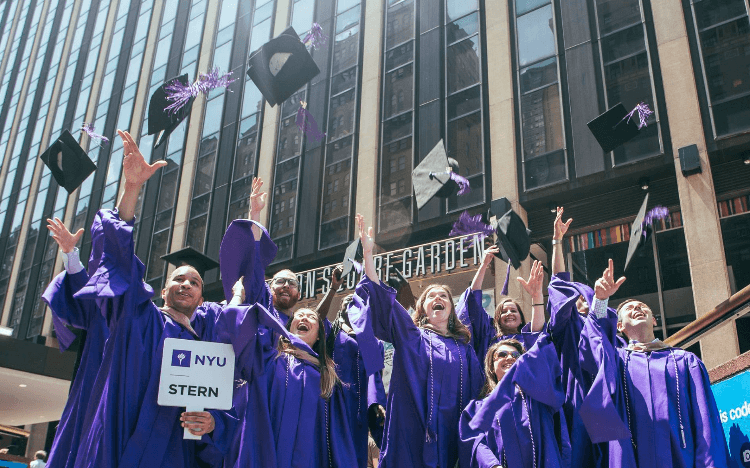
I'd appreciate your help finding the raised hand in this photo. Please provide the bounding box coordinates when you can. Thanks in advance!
[231,276,245,304]
[553,206,573,240]
[118,130,167,187]
[356,213,374,255]
[481,245,500,268]
[594,258,626,300]
[517,260,544,298]
[331,264,345,290]
[46,217,83,253]
[249,177,267,218]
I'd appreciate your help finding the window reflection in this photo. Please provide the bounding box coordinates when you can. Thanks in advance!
[446,0,478,22]
[384,64,413,118]
[596,0,641,35]
[332,24,359,74]
[521,83,563,159]
[447,112,483,176]
[517,4,555,67]
[447,36,480,93]
[386,0,414,49]
[447,12,478,44]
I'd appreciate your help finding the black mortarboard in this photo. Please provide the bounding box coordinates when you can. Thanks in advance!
[40,129,97,193]
[587,103,641,153]
[162,247,219,278]
[147,74,195,149]
[342,238,363,278]
[624,193,650,272]
[388,268,416,311]
[491,201,532,269]
[412,139,461,210]
[246,26,320,107]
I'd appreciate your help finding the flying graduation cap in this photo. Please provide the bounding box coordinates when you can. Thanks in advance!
[246,26,321,107]
[40,129,97,193]
[342,238,364,278]
[162,246,220,278]
[412,140,470,210]
[588,102,654,153]
[148,74,196,149]
[623,193,670,272]
[387,268,416,311]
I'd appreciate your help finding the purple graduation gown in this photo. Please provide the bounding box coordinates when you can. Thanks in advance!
[349,277,483,468]
[578,305,730,468]
[456,288,540,364]
[459,333,571,468]
[71,209,235,468]
[42,269,108,468]
[330,328,387,467]
[213,303,357,468]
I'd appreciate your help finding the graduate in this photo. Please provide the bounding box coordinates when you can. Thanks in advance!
[578,258,730,468]
[458,336,570,468]
[68,130,235,468]
[41,218,109,468]
[317,268,387,467]
[348,214,483,468]
[457,244,546,365]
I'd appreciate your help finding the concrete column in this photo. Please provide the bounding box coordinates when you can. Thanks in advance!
[170,0,221,252]
[650,0,738,367]
[483,0,532,313]
[254,0,293,227]
[353,0,384,227]
[24,422,48,459]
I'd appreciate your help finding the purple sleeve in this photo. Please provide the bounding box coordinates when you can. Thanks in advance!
[367,342,386,408]
[219,219,277,305]
[547,273,585,340]
[513,333,565,410]
[576,311,631,443]
[456,287,495,363]
[459,400,502,468]
[42,270,94,351]
[349,276,420,350]
[686,353,730,467]
[202,408,239,457]
[72,210,154,328]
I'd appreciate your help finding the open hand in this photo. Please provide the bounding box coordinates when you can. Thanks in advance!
[553,207,573,240]
[181,411,215,437]
[232,276,245,303]
[594,259,626,300]
[517,260,544,298]
[249,177,267,218]
[118,130,167,187]
[46,217,83,253]
[355,214,374,254]
[481,245,500,267]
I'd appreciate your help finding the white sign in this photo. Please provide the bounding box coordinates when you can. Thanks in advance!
[158,338,235,439]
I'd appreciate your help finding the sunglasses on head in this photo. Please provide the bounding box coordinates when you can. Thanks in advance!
[496,350,521,360]
[273,277,299,288]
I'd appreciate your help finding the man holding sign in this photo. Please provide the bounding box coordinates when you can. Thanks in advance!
[67,130,236,468]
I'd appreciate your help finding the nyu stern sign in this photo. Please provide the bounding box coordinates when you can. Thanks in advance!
[158,338,235,412]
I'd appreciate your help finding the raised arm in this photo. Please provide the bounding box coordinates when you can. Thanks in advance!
[552,207,572,276]
[116,129,167,222]
[457,246,497,362]
[470,245,497,291]
[517,260,545,332]
[248,177,267,243]
[316,265,344,320]
[356,213,378,284]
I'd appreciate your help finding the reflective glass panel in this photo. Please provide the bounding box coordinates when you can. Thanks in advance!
[517,4,555,67]
[447,36,480,93]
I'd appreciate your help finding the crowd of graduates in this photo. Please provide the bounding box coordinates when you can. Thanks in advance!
[39,129,730,468]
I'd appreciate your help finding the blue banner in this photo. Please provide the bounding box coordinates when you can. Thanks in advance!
[712,370,750,468]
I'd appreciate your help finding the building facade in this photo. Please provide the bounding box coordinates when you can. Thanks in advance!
[0,0,749,456]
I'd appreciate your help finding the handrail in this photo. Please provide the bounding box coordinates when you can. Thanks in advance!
[664,283,750,349]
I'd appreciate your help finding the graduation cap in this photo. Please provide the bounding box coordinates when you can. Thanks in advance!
[412,139,463,210]
[342,238,363,278]
[40,129,97,193]
[492,207,532,270]
[148,74,195,149]
[161,246,219,278]
[246,26,321,107]
[587,103,641,153]
[387,268,416,311]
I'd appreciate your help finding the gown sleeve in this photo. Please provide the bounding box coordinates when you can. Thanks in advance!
[456,287,495,363]
[459,400,502,468]
[366,342,387,448]
[348,276,420,350]
[686,353,730,468]
[42,270,96,351]
[219,219,277,306]
[72,209,154,329]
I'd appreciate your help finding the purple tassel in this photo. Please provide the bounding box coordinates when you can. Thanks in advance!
[164,67,235,115]
[302,23,328,50]
[296,103,326,142]
[501,263,511,295]
[642,205,669,237]
[623,102,653,130]
[80,123,109,145]
[450,211,495,242]
[448,171,471,195]
[349,258,363,274]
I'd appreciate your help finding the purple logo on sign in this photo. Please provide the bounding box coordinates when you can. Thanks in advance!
[172,349,191,367]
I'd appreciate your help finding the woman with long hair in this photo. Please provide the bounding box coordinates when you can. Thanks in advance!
[457,245,546,365]
[459,336,570,468]
[348,214,483,468]
[215,295,357,467]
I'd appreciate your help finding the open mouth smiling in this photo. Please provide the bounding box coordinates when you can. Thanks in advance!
[296,323,310,332]
[432,303,445,311]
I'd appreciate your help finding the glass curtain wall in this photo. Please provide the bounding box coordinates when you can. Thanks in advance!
[593,0,662,165]
[689,0,750,137]
[0,0,20,102]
